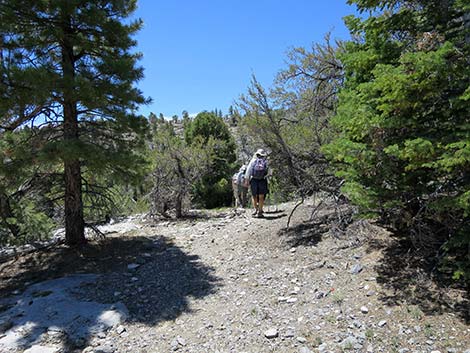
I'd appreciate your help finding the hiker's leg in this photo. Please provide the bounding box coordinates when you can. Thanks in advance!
[258,194,265,214]
[252,195,258,213]
[257,179,268,216]
[250,180,259,214]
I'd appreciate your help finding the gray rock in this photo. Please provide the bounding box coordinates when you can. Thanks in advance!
[378,320,387,327]
[264,328,278,339]
[360,306,369,314]
[340,336,359,349]
[116,325,126,334]
[299,347,313,353]
[176,337,186,346]
[170,338,180,351]
[94,345,115,353]
[127,263,140,270]
[350,263,363,274]
[284,329,295,338]
[23,346,60,353]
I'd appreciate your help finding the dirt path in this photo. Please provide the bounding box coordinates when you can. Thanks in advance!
[0,200,469,353]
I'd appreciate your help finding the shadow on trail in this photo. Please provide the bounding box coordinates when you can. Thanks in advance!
[0,235,220,351]
[369,234,469,324]
[277,221,327,247]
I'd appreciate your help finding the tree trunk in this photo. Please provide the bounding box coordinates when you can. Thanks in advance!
[0,190,20,238]
[61,10,85,246]
[175,193,183,219]
[64,158,85,245]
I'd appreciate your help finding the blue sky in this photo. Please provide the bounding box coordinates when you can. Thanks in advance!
[133,0,357,118]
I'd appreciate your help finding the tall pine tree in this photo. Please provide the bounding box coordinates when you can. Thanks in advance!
[0,0,148,245]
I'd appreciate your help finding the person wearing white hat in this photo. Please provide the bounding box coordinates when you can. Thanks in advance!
[244,148,269,217]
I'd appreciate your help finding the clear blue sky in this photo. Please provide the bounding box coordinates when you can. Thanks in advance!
[133,0,357,118]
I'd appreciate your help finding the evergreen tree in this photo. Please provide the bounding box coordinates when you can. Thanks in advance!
[325,0,470,280]
[184,111,236,208]
[0,0,149,245]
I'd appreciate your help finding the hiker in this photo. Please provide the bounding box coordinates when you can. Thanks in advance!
[245,148,268,218]
[232,164,248,208]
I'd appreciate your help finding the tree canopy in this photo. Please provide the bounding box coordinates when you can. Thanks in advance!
[0,0,149,245]
[325,0,470,280]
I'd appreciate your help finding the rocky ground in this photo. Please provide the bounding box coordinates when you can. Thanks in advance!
[0,199,469,353]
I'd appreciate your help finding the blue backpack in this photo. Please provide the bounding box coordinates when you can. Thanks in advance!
[252,158,267,179]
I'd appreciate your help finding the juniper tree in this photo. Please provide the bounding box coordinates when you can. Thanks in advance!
[184,111,237,208]
[325,0,470,280]
[0,0,148,245]
[150,120,213,218]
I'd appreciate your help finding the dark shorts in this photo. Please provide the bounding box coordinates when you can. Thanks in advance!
[250,178,268,196]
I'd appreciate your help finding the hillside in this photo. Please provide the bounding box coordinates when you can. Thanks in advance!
[0,200,469,353]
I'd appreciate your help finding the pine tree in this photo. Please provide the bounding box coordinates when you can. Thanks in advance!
[0,0,149,245]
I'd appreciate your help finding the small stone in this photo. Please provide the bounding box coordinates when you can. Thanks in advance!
[23,346,60,353]
[360,306,369,314]
[116,325,126,334]
[350,263,363,274]
[318,343,328,352]
[284,329,295,338]
[170,338,179,351]
[340,336,359,349]
[264,328,278,339]
[430,351,441,353]
[127,263,140,270]
[299,347,313,353]
[94,345,115,353]
[177,337,186,346]
[378,320,387,327]
[296,336,307,343]
[366,290,375,297]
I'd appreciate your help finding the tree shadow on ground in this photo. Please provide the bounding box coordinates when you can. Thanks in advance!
[277,221,327,247]
[0,235,220,351]
[368,234,469,324]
